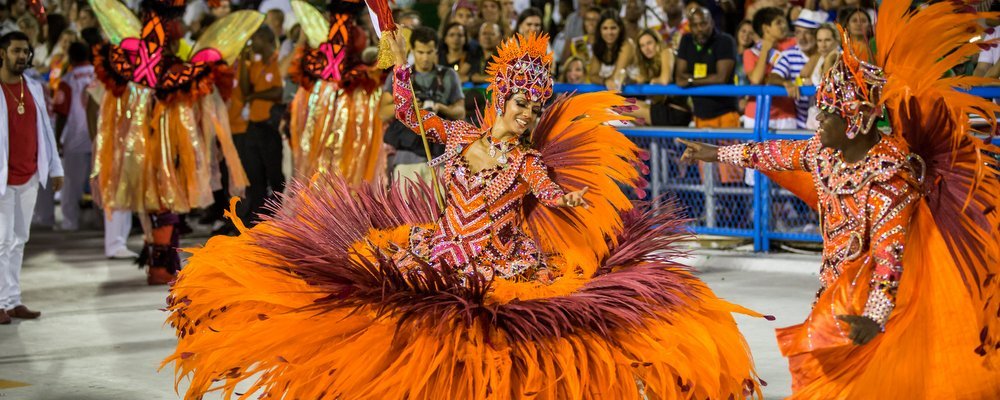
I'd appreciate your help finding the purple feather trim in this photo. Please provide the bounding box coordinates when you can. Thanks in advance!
[249,176,701,343]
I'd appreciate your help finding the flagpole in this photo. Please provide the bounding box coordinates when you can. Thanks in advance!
[405,75,446,208]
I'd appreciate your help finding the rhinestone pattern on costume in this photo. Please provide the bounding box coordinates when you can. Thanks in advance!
[720,135,921,326]
[391,65,564,280]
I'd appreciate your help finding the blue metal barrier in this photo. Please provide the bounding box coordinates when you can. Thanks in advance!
[464,82,1000,251]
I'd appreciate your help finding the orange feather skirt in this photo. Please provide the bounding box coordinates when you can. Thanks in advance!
[776,201,1000,399]
[163,176,767,399]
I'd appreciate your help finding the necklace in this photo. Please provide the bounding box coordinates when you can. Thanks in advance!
[1,77,25,115]
[484,134,515,164]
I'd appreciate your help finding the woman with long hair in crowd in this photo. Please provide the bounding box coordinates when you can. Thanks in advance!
[515,6,544,37]
[839,6,874,60]
[439,22,478,83]
[588,9,636,91]
[801,22,841,129]
[478,0,508,36]
[734,19,759,115]
[558,55,588,83]
[625,29,690,127]
[40,13,69,75]
[734,19,758,86]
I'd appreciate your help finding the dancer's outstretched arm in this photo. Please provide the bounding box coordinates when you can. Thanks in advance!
[523,153,588,208]
[677,137,821,172]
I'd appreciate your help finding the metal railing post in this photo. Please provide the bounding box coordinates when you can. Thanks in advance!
[752,94,770,252]
[649,140,661,201]
[704,162,716,228]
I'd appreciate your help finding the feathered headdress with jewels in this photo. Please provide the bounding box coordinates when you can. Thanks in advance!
[815,26,886,140]
[482,32,554,129]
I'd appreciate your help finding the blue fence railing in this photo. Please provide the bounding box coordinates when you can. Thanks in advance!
[463,83,1000,252]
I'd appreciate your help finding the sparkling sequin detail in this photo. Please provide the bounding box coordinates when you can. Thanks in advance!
[720,135,920,327]
[392,65,565,280]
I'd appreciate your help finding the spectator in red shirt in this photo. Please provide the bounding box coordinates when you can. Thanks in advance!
[0,31,64,324]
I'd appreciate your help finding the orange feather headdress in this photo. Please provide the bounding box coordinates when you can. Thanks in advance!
[482,33,554,128]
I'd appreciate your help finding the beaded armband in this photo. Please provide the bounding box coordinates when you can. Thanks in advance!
[718,144,750,167]
[862,285,895,328]
[394,63,412,81]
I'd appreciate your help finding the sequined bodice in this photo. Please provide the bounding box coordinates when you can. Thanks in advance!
[391,65,565,280]
[430,150,531,269]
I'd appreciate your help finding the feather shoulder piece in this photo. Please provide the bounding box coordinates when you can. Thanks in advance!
[874,0,1000,366]
[524,92,649,269]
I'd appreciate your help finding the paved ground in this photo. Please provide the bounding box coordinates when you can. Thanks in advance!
[0,228,820,399]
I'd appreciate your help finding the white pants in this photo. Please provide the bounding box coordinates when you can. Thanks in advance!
[60,152,91,231]
[104,209,133,257]
[0,175,40,310]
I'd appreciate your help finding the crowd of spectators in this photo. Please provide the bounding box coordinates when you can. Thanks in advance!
[0,0,997,231]
[2,0,997,135]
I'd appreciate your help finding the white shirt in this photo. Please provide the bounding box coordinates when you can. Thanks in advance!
[979,29,1000,65]
[59,65,96,154]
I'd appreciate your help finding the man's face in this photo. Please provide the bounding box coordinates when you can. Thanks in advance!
[11,0,27,16]
[689,12,713,44]
[1,40,31,75]
[412,40,437,72]
[765,17,789,41]
[211,1,232,18]
[659,0,683,16]
[400,15,421,29]
[817,110,848,149]
[583,11,600,35]
[479,23,501,49]
[266,11,284,37]
[794,26,817,54]
[78,10,97,30]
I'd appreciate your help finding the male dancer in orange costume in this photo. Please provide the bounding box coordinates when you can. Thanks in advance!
[679,0,1000,397]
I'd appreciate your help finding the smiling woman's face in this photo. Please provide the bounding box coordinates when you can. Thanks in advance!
[499,93,542,136]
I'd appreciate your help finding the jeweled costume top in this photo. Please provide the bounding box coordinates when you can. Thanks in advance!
[389,61,564,280]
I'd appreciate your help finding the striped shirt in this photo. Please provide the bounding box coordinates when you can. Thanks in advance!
[772,45,810,129]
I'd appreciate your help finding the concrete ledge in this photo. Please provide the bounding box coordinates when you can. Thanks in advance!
[680,250,820,275]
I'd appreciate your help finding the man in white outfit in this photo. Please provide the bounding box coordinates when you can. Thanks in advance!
[0,31,64,324]
[53,42,93,232]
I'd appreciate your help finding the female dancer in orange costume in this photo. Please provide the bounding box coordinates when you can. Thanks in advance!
[89,0,260,283]
[678,0,1000,397]
[287,0,385,184]
[163,32,768,399]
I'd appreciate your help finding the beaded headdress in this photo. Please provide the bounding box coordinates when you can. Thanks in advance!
[815,25,886,139]
[483,33,554,127]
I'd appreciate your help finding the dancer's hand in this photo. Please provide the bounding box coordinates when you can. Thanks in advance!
[837,315,881,345]
[559,186,589,208]
[675,138,720,163]
[534,268,555,285]
[50,176,64,192]
[388,31,408,67]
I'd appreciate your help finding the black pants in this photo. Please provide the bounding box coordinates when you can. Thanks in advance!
[234,121,285,227]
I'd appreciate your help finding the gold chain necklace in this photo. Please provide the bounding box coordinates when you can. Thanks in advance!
[1,76,25,115]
